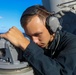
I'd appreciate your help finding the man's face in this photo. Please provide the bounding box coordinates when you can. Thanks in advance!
[23,16,54,48]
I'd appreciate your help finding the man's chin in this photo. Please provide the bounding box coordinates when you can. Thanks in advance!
[40,45,46,48]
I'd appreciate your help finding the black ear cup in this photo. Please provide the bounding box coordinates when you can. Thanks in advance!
[46,15,62,33]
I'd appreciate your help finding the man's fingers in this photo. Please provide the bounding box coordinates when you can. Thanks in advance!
[0,34,7,39]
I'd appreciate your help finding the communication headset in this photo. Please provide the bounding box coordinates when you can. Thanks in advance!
[32,5,62,52]
[21,5,62,52]
[46,15,62,33]
[21,5,62,33]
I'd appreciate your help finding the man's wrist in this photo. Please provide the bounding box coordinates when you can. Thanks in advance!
[20,39,30,51]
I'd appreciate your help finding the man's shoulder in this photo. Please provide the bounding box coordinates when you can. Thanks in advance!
[60,30,76,38]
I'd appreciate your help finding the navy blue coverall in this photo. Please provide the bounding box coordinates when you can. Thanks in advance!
[23,30,76,75]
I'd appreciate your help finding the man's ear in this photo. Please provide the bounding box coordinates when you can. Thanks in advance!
[46,15,62,33]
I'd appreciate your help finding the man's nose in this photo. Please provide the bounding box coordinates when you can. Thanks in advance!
[32,36,39,44]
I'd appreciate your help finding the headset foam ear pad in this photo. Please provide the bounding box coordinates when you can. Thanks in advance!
[46,16,62,32]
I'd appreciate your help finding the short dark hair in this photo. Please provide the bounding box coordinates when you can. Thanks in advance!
[20,5,51,27]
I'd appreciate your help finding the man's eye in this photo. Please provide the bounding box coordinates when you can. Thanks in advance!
[34,32,42,37]
[34,33,39,36]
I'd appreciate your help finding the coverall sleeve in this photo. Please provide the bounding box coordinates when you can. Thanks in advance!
[23,41,76,75]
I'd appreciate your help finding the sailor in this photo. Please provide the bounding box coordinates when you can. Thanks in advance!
[0,5,76,75]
